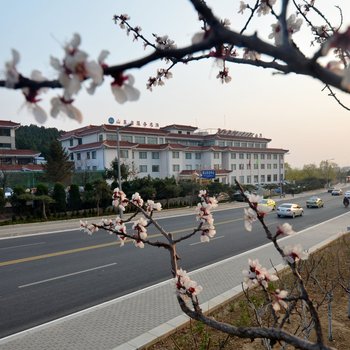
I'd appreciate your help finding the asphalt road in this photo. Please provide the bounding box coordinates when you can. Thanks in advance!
[0,191,347,338]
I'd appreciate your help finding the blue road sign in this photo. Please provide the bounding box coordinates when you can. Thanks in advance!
[201,170,216,179]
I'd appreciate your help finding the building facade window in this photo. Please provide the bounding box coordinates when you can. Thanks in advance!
[77,153,81,160]
[239,164,244,170]
[152,165,159,172]
[121,135,132,142]
[239,153,244,159]
[173,164,180,172]
[139,165,147,173]
[152,152,160,159]
[214,164,220,170]
[70,153,74,160]
[214,152,220,159]
[186,164,192,170]
[254,175,259,183]
[86,152,90,159]
[139,151,147,159]
[147,137,158,144]
[172,151,179,159]
[120,150,129,158]
[92,151,96,159]
[185,152,192,159]
[195,153,201,159]
[231,153,236,159]
[135,136,146,144]
[69,139,73,146]
[231,164,236,170]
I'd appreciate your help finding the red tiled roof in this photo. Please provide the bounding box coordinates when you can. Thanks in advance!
[0,149,41,157]
[0,120,20,128]
[0,164,44,171]
[161,124,198,131]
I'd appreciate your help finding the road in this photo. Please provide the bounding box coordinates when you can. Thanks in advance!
[0,191,347,338]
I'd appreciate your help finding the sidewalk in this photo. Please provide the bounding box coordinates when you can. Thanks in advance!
[0,196,349,349]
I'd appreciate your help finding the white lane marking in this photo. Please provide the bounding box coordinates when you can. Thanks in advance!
[18,263,117,289]
[190,235,225,246]
[0,205,243,240]
[1,213,348,343]
[0,242,46,250]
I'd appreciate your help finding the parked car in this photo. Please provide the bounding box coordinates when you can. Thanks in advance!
[259,198,276,210]
[327,187,335,193]
[277,203,304,218]
[331,189,343,196]
[4,187,13,198]
[344,191,350,198]
[306,196,324,208]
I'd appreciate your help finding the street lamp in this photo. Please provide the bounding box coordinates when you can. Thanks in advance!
[325,158,334,189]
[108,118,132,216]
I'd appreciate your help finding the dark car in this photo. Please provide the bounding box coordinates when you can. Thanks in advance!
[232,191,250,202]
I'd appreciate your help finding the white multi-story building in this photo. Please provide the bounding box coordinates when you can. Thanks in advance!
[59,123,288,185]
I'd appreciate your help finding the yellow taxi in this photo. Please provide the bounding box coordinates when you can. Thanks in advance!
[259,198,276,210]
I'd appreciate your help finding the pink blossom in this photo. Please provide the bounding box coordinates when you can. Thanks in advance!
[4,49,20,88]
[132,192,144,207]
[242,258,278,288]
[112,188,129,210]
[132,217,148,240]
[268,14,303,46]
[174,268,203,301]
[238,1,248,14]
[134,240,145,248]
[243,49,261,61]
[80,220,98,235]
[272,289,288,311]
[244,207,257,232]
[283,244,308,264]
[111,73,140,104]
[322,26,350,55]
[146,200,162,213]
[50,96,83,123]
[216,67,232,84]
[257,0,276,16]
[276,223,295,236]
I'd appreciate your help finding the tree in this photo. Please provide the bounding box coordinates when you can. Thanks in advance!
[3,1,350,348]
[52,183,67,212]
[43,140,73,185]
[15,125,63,158]
[104,158,130,185]
[1,1,350,123]
[83,186,336,350]
[68,184,82,211]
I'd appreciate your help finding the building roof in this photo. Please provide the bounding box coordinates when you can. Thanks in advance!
[161,124,198,131]
[0,149,41,157]
[0,120,20,128]
[0,164,44,172]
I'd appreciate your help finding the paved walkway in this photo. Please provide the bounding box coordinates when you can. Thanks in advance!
[0,191,349,350]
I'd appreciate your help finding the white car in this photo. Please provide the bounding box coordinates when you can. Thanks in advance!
[344,191,350,198]
[277,203,304,218]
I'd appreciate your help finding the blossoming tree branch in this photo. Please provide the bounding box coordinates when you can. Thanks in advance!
[80,184,334,350]
[1,0,350,124]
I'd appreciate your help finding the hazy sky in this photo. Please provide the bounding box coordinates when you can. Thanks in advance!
[0,0,350,168]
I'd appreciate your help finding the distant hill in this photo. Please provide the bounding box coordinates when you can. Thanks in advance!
[15,124,65,158]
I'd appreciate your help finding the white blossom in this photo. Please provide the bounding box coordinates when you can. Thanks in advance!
[5,49,20,88]
[50,96,83,123]
[111,73,140,104]
[244,207,257,231]
[283,244,308,264]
